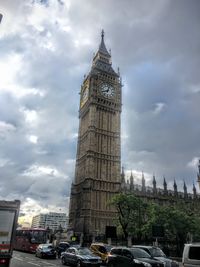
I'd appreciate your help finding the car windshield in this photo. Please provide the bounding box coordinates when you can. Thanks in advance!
[78,248,93,255]
[130,248,151,258]
[104,245,113,252]
[43,245,53,250]
[149,248,166,257]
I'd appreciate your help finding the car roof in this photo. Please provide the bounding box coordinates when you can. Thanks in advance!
[111,246,129,249]
[184,243,200,247]
[91,243,109,246]
[133,245,157,249]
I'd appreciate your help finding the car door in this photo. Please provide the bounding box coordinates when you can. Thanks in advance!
[66,248,75,265]
[38,245,43,257]
[70,248,77,265]
[122,249,135,267]
[109,248,123,267]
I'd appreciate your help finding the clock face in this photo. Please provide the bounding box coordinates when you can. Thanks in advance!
[80,86,89,107]
[99,83,115,98]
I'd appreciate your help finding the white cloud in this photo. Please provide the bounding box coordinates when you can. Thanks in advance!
[22,164,66,178]
[187,157,199,169]
[153,102,167,115]
[0,121,16,136]
[189,84,200,94]
[21,108,39,125]
[28,135,38,144]
[0,53,22,90]
[0,158,10,168]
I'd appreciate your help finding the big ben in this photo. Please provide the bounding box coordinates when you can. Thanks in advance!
[68,31,122,239]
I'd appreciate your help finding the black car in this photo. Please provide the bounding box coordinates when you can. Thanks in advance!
[133,246,179,267]
[56,241,70,258]
[35,243,57,259]
[107,247,165,267]
[61,247,102,266]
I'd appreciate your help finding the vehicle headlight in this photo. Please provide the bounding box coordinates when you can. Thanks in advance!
[134,259,152,267]
[143,263,152,267]
[172,260,179,267]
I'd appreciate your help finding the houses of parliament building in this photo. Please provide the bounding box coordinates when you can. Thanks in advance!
[68,31,200,239]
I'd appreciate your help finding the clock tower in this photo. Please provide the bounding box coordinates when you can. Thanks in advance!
[68,31,122,239]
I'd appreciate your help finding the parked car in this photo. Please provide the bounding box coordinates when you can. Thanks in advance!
[61,246,102,266]
[90,243,113,263]
[133,245,179,267]
[56,241,70,258]
[107,247,165,267]
[182,243,200,267]
[35,243,57,259]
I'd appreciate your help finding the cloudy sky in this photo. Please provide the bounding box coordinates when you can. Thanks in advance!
[0,0,200,225]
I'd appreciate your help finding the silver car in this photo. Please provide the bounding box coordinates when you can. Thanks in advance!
[132,246,179,267]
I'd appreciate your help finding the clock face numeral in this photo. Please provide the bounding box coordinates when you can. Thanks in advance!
[80,86,89,107]
[99,83,115,98]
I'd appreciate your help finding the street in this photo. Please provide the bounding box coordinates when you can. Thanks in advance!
[11,250,62,267]
[10,250,106,267]
[10,250,182,267]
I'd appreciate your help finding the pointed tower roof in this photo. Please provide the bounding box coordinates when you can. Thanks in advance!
[163,176,167,187]
[163,176,168,194]
[153,174,156,185]
[183,181,187,192]
[91,30,118,77]
[197,159,200,189]
[142,171,146,192]
[121,166,125,183]
[183,181,188,198]
[152,174,157,194]
[130,171,134,190]
[130,171,134,180]
[174,179,177,191]
[98,30,110,57]
[193,182,197,198]
[173,178,178,197]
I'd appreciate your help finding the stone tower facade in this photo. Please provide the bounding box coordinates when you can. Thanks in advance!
[68,31,122,238]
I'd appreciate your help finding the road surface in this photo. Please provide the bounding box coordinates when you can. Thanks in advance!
[10,250,62,267]
[10,250,182,267]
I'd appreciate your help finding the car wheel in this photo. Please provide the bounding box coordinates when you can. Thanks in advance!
[61,257,66,265]
[77,260,82,267]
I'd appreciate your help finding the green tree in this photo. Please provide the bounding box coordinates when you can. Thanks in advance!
[111,193,148,240]
[111,192,200,253]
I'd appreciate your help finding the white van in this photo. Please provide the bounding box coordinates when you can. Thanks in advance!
[182,243,200,267]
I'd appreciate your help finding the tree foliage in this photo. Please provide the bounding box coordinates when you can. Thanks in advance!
[111,193,200,245]
[111,193,148,240]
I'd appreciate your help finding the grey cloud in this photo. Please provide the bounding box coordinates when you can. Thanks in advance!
[0,0,200,220]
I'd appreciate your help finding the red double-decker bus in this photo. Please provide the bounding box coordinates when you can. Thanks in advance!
[13,228,47,253]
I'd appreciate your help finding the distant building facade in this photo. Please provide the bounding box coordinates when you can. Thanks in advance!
[32,212,68,231]
[121,164,200,211]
